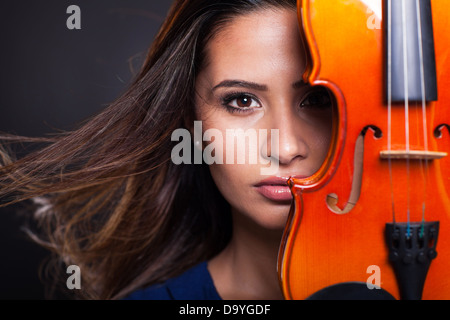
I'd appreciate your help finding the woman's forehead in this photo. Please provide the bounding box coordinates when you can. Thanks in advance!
[199,9,306,88]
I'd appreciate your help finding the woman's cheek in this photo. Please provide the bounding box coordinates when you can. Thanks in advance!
[209,163,252,204]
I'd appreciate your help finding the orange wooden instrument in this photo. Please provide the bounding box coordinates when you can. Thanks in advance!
[278,0,450,300]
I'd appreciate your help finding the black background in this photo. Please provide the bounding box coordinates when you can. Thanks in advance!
[0,0,173,299]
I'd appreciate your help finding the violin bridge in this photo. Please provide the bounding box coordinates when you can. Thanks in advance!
[380,150,447,160]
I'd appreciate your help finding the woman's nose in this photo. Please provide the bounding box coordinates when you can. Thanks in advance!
[264,106,308,166]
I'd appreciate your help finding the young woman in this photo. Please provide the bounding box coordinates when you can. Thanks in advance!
[0,0,333,300]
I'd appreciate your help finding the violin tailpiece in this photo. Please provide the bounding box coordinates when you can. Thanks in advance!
[385,221,439,300]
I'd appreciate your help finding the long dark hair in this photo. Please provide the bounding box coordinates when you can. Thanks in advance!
[0,0,296,299]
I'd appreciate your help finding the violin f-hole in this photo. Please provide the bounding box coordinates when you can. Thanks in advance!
[326,125,382,214]
[434,124,450,139]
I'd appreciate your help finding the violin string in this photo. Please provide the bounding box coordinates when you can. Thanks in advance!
[415,0,428,236]
[387,0,396,224]
[401,0,411,237]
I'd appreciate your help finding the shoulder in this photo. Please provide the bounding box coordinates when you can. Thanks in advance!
[123,262,222,300]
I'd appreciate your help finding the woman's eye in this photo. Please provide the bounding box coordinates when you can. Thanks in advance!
[300,89,332,109]
[222,93,261,113]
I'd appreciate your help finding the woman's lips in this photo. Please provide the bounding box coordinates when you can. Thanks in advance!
[254,177,292,202]
[255,185,292,202]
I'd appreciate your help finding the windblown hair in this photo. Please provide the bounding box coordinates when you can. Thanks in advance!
[0,0,296,299]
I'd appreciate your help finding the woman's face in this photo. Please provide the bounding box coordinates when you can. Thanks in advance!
[195,8,333,230]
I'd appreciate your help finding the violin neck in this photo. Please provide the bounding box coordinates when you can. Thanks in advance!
[385,0,437,102]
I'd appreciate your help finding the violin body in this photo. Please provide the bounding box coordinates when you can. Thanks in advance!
[279,0,450,299]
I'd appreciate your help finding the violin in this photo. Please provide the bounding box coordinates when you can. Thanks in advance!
[278,0,450,300]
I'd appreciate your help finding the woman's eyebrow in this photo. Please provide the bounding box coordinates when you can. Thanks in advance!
[212,80,268,92]
[212,79,307,91]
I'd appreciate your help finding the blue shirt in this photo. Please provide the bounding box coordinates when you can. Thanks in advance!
[124,262,222,300]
